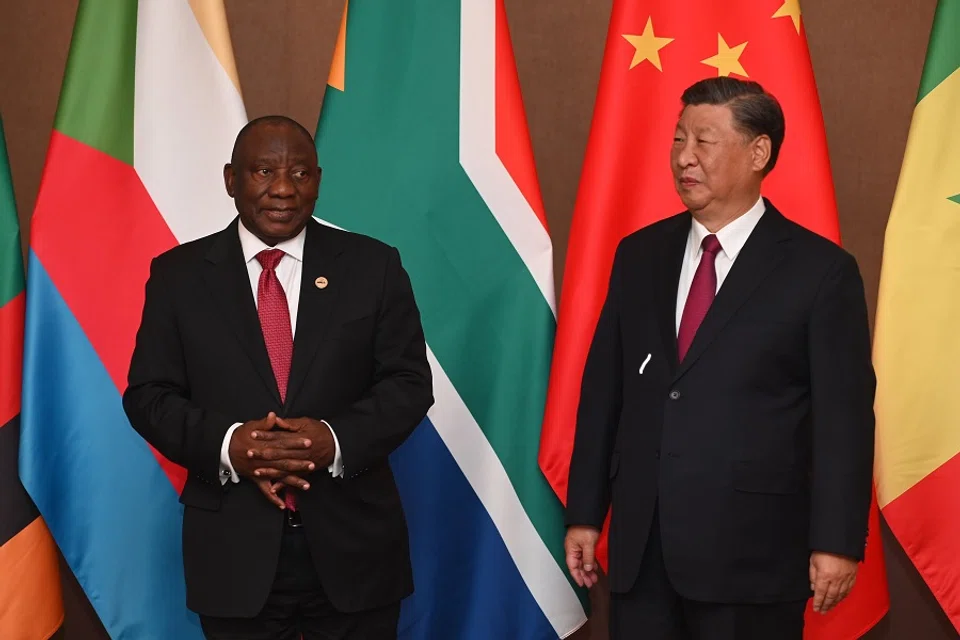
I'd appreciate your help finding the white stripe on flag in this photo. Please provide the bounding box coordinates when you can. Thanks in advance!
[134,0,247,244]
[425,348,586,637]
[459,0,557,315]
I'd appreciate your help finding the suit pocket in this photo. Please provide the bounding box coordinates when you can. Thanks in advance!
[323,312,375,342]
[608,451,621,480]
[732,461,805,495]
[179,478,223,511]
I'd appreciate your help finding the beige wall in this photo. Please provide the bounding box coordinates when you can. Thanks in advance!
[0,1,956,638]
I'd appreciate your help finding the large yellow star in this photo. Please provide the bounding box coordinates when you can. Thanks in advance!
[622,17,674,72]
[772,0,802,34]
[701,34,749,78]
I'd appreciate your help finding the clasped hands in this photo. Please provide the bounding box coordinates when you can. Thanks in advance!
[228,412,334,509]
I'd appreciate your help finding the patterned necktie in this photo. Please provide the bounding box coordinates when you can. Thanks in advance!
[255,249,297,511]
[677,234,722,362]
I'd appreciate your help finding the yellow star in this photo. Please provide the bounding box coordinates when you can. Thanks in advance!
[772,0,802,34]
[622,17,674,72]
[701,34,749,78]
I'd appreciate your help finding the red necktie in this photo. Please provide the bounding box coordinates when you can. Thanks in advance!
[677,234,722,362]
[255,249,296,510]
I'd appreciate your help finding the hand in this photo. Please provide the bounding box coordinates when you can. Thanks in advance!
[248,416,335,479]
[229,412,315,495]
[565,526,601,588]
[809,551,858,614]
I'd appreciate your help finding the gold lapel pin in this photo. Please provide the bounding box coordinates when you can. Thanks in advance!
[315,276,329,289]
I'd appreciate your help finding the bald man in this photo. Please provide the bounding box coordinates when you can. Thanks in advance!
[124,116,433,639]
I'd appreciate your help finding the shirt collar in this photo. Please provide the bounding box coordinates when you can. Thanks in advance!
[238,219,307,264]
[689,196,766,260]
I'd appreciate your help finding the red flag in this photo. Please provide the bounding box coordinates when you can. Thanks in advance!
[539,1,889,637]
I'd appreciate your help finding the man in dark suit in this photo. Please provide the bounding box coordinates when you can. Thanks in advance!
[563,78,875,639]
[123,115,433,639]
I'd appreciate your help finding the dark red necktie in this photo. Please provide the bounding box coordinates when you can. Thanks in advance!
[255,248,296,510]
[677,234,722,362]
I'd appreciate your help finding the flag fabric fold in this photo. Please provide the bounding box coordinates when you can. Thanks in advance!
[874,0,960,631]
[313,1,586,637]
[538,1,888,637]
[19,0,246,637]
[0,114,64,640]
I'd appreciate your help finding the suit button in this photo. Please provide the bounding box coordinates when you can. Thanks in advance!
[669,390,681,400]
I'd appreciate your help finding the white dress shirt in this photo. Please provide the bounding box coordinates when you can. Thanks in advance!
[675,196,766,334]
[219,221,343,484]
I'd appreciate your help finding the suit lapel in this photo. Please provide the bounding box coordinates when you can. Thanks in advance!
[654,214,691,376]
[202,219,282,404]
[674,202,791,380]
[285,220,344,409]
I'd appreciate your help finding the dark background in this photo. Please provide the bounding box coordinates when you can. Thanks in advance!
[0,1,956,638]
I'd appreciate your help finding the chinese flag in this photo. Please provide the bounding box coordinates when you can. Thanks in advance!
[538,1,889,637]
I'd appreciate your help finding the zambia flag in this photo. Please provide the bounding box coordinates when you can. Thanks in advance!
[314,1,586,637]
[874,0,960,631]
[0,115,63,640]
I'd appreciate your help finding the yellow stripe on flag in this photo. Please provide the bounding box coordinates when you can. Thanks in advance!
[874,67,960,508]
[328,1,348,91]
[187,0,243,95]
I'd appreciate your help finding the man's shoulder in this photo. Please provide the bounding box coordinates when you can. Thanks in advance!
[150,227,224,272]
[618,211,689,253]
[774,209,856,267]
[315,221,396,258]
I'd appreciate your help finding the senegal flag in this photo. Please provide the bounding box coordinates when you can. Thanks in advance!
[314,1,586,637]
[874,0,960,632]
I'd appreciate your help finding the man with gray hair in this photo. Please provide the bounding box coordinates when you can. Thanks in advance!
[563,77,875,639]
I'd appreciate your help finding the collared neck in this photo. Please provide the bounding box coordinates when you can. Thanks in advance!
[237,221,306,264]
[689,196,765,260]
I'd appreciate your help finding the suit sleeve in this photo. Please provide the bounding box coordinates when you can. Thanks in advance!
[565,244,625,529]
[123,258,235,485]
[327,247,433,478]
[807,251,876,560]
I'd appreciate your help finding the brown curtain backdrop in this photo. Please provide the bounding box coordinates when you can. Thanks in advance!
[0,1,954,638]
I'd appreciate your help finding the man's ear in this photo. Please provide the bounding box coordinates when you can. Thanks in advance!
[752,135,772,174]
[223,163,235,197]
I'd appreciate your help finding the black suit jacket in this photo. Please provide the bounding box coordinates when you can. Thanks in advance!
[566,200,875,603]
[123,217,433,617]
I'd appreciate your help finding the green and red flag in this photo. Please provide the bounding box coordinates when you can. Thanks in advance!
[874,0,960,631]
[538,1,889,638]
[19,1,246,637]
[0,114,63,639]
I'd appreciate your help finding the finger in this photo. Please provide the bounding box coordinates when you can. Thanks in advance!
[247,433,311,448]
[839,575,856,601]
[253,460,315,476]
[567,563,585,588]
[821,580,842,613]
[809,559,818,593]
[264,411,277,429]
[274,417,299,432]
[255,480,285,509]
[565,545,585,587]
[252,470,311,490]
[248,447,315,462]
[279,474,310,490]
[583,569,599,588]
[581,543,597,575]
[812,578,827,613]
[569,568,585,588]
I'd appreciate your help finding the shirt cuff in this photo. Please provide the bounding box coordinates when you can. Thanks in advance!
[322,420,343,478]
[219,422,243,485]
